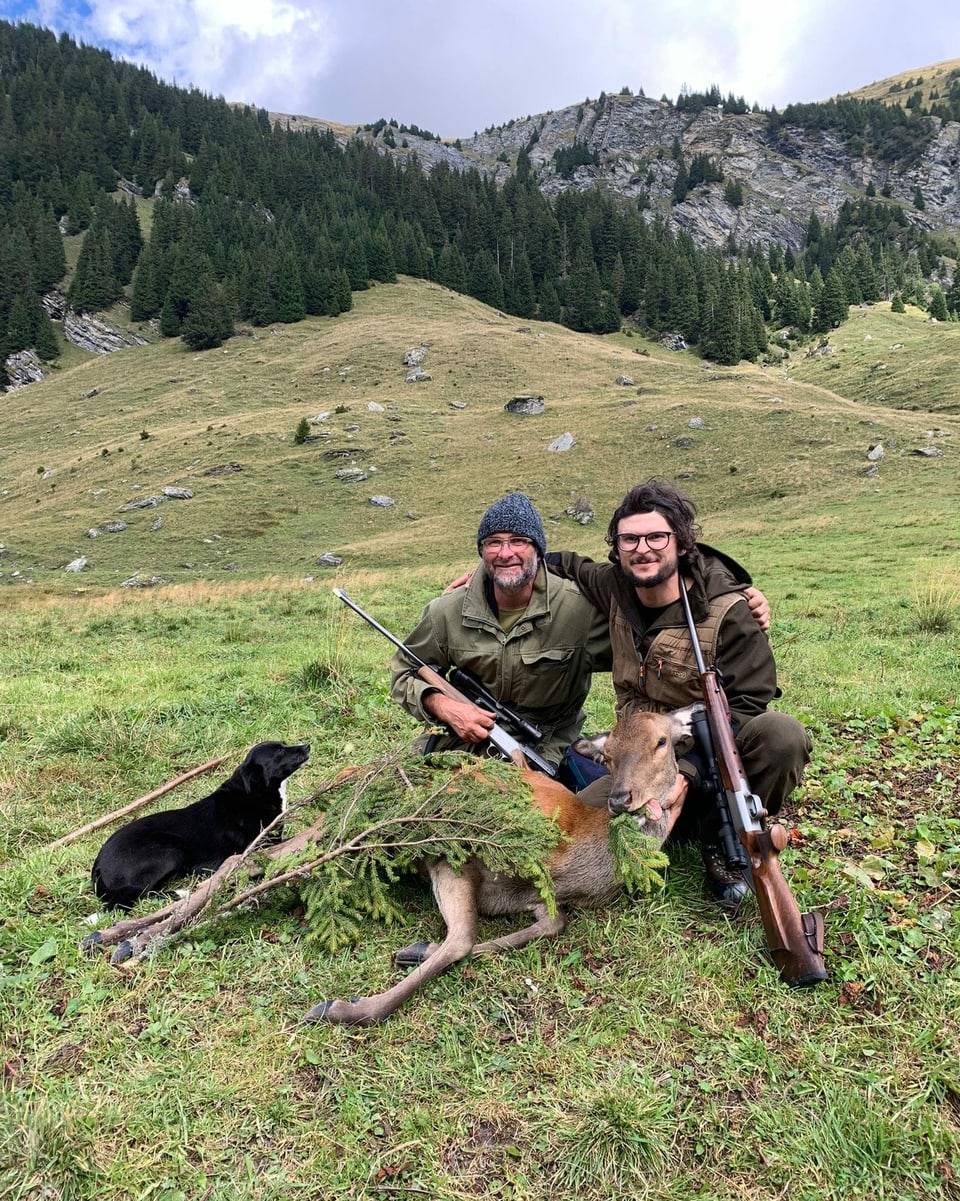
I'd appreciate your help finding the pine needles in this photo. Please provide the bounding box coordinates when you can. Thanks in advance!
[292,752,562,954]
[607,815,670,896]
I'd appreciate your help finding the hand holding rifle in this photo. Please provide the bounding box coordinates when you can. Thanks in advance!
[424,689,496,744]
[334,589,556,777]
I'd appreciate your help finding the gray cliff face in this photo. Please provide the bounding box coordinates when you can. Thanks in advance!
[335,92,959,254]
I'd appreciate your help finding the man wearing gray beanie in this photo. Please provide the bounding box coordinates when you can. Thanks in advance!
[476,492,547,558]
[391,492,609,785]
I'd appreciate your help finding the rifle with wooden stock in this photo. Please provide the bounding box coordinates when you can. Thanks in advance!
[678,580,828,988]
[334,589,557,778]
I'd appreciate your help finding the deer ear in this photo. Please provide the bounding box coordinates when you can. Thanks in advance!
[668,704,701,750]
[571,733,609,763]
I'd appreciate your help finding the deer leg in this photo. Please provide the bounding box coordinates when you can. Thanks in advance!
[472,902,568,953]
[303,860,481,1027]
[394,900,568,964]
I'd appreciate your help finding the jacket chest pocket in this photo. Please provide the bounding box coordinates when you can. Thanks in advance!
[515,646,582,707]
[640,654,700,707]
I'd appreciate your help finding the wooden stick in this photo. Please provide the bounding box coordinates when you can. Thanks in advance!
[45,755,230,850]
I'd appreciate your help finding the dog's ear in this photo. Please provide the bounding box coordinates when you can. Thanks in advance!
[244,762,267,794]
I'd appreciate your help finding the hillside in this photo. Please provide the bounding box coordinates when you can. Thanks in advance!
[3,277,958,593]
[835,57,960,109]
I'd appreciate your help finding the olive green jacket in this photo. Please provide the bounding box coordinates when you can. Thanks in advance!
[389,563,611,766]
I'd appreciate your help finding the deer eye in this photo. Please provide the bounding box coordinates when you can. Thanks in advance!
[656,736,667,749]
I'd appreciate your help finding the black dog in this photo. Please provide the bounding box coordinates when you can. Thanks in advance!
[91,741,311,909]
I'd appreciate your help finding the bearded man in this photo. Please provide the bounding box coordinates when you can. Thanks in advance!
[546,479,811,908]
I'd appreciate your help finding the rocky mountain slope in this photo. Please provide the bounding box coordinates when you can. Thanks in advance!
[275,63,960,255]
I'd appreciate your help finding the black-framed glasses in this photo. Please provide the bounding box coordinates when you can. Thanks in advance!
[608,530,674,552]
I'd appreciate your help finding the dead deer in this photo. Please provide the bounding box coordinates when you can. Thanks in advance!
[304,704,698,1026]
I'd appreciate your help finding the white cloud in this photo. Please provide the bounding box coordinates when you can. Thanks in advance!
[40,0,338,108]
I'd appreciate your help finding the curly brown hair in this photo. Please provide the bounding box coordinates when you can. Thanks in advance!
[604,479,702,565]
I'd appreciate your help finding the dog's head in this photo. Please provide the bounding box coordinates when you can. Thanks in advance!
[237,741,311,795]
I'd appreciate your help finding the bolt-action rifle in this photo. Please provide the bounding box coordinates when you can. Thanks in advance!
[678,580,828,987]
[334,589,557,778]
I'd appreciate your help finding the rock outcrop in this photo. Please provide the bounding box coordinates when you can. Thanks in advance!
[3,350,45,391]
[63,311,149,355]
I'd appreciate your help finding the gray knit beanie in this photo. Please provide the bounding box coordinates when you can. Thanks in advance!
[476,493,546,557]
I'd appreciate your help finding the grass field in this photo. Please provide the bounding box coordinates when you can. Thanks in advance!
[1,280,959,1199]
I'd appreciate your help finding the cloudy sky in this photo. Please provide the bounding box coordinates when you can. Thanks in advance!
[6,0,959,138]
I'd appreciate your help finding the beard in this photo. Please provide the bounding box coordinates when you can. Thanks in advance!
[484,554,539,594]
[621,551,679,592]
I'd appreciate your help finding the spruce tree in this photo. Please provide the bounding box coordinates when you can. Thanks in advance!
[672,159,689,204]
[2,293,37,355]
[701,270,740,365]
[510,250,536,319]
[181,280,233,349]
[467,248,504,310]
[34,313,60,360]
[366,225,397,284]
[333,267,353,314]
[929,286,949,321]
[537,281,561,323]
[564,243,604,332]
[436,244,468,293]
[815,267,848,331]
[855,242,881,303]
[67,225,119,312]
[130,244,161,320]
[31,208,67,291]
[276,251,306,323]
[159,292,181,337]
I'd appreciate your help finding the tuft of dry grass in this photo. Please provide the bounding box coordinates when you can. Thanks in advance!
[913,569,960,632]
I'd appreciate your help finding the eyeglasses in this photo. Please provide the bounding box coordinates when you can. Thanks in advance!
[481,536,535,553]
[608,531,674,552]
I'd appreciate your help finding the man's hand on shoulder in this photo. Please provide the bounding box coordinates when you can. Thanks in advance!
[745,586,770,632]
[443,568,475,594]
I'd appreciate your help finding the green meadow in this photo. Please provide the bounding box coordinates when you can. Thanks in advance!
[1,279,959,1200]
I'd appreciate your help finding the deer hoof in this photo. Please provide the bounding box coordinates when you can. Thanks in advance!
[110,939,135,965]
[80,931,103,954]
[303,1000,335,1023]
[393,940,431,967]
[302,997,362,1024]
